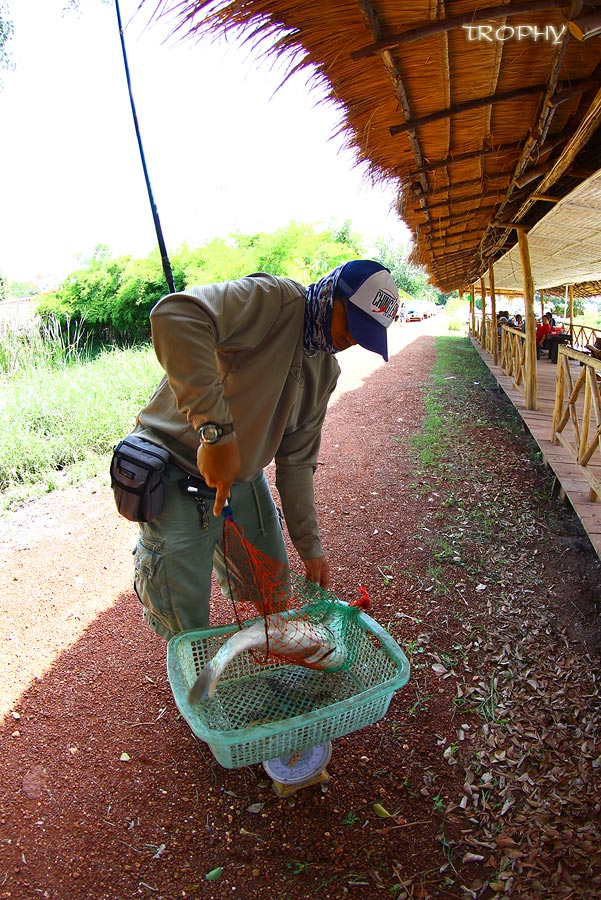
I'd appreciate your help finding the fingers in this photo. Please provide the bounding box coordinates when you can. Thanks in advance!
[304,556,331,589]
[196,440,241,517]
[213,484,231,518]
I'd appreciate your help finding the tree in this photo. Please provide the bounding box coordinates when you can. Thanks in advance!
[174,222,362,288]
[5,279,37,299]
[34,221,367,344]
[0,2,14,84]
[372,236,438,301]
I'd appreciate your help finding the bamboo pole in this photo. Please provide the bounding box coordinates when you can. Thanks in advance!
[540,290,545,320]
[489,264,498,366]
[390,78,595,136]
[569,284,574,344]
[480,277,487,346]
[579,369,592,467]
[569,10,601,41]
[408,134,568,178]
[552,353,565,441]
[424,190,505,211]
[517,229,537,410]
[511,87,601,224]
[471,284,476,336]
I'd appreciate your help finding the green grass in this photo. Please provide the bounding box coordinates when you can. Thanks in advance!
[0,340,162,509]
[0,314,91,376]
[409,335,501,471]
[0,331,523,513]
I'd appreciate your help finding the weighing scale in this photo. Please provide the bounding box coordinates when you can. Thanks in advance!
[262,742,332,796]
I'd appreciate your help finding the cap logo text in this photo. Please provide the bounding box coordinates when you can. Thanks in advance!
[372,290,398,319]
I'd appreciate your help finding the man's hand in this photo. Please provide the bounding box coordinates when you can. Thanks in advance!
[303,556,331,589]
[197,440,241,516]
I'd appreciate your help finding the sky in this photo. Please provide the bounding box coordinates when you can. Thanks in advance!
[0,0,411,286]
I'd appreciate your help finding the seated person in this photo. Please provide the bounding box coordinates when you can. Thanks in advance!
[536,314,552,356]
[546,309,556,327]
[497,315,509,337]
[512,313,524,330]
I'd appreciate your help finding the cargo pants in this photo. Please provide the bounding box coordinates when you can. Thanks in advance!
[133,464,289,640]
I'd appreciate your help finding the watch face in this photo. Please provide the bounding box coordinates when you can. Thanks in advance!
[201,424,220,443]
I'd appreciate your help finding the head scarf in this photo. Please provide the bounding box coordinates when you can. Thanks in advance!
[304,265,344,354]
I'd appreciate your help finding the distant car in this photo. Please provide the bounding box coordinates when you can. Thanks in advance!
[406,305,423,321]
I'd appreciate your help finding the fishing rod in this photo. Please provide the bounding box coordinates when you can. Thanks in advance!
[114,0,175,294]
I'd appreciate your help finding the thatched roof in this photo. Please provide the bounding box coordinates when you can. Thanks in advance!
[492,167,601,292]
[149,0,601,294]
[546,280,601,298]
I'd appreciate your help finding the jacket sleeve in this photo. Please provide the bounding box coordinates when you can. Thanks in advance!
[148,277,284,430]
[275,355,340,560]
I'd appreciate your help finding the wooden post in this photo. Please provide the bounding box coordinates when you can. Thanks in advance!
[540,290,545,320]
[552,353,565,442]
[471,284,476,337]
[569,284,574,344]
[517,228,537,410]
[480,276,486,346]
[489,263,498,365]
[467,289,472,335]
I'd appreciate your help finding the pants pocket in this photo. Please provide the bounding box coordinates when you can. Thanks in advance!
[133,535,180,639]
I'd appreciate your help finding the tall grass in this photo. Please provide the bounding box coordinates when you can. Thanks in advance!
[0,315,93,376]
[0,327,162,508]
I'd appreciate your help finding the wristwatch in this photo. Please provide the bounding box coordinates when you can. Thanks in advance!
[198,422,235,444]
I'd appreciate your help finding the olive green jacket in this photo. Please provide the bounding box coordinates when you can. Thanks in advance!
[135,273,340,560]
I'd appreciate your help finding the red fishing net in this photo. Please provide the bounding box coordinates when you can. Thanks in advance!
[221,513,370,670]
[222,515,291,620]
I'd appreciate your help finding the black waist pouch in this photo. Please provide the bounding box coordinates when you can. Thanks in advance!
[110,433,171,523]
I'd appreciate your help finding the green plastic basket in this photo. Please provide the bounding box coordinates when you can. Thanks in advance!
[167,608,410,769]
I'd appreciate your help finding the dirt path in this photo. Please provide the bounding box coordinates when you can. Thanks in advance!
[0,317,442,720]
[1,318,599,900]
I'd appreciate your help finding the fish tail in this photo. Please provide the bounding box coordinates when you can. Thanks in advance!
[188,662,218,703]
[188,621,268,704]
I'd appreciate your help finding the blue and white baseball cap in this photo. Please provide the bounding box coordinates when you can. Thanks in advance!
[336,260,399,361]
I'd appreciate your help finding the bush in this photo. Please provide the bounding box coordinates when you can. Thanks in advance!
[37,253,186,344]
[33,221,372,347]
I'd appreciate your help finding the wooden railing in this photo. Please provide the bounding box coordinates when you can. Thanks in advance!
[500,325,527,389]
[484,315,497,356]
[569,322,601,353]
[470,312,484,341]
[552,346,601,502]
[471,316,600,349]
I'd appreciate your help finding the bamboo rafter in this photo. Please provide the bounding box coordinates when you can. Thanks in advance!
[421,190,506,212]
[417,176,507,198]
[353,0,434,229]
[350,0,568,60]
[509,85,601,223]
[390,77,596,137]
[406,141,525,177]
[390,84,547,136]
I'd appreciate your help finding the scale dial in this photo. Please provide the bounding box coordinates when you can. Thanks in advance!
[262,742,332,785]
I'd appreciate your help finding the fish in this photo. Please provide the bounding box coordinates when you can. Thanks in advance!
[188,610,349,704]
